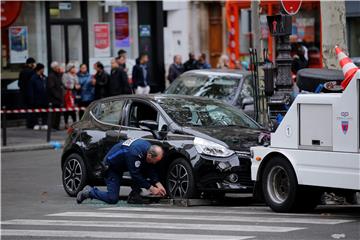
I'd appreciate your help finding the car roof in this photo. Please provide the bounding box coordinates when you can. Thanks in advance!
[94,94,224,103]
[182,69,251,77]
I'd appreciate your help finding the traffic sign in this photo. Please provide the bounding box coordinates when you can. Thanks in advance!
[281,0,302,15]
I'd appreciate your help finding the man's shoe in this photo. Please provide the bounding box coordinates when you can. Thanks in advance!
[127,190,144,204]
[76,185,92,204]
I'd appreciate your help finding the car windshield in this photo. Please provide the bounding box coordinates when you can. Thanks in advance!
[157,97,260,129]
[165,74,241,102]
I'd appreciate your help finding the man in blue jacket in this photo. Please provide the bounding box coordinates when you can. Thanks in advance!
[76,138,166,204]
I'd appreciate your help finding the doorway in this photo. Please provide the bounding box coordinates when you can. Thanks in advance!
[45,1,88,67]
[208,2,223,68]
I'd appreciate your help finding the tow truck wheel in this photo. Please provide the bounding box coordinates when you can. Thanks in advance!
[262,157,299,212]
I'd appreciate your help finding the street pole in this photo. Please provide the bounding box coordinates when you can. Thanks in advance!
[251,0,268,127]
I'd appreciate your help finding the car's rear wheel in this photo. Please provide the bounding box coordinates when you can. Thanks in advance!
[166,158,197,199]
[62,153,87,197]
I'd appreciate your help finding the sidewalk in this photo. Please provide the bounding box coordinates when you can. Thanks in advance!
[1,126,67,152]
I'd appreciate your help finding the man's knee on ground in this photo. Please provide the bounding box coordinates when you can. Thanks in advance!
[107,194,119,204]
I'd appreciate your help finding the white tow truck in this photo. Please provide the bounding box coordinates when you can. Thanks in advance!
[251,71,360,212]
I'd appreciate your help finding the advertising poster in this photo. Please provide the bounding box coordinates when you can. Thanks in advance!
[113,7,130,48]
[94,23,110,57]
[9,26,28,63]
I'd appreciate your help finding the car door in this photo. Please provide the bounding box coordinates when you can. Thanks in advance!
[82,99,126,173]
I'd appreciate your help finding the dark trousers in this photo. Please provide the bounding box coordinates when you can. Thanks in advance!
[51,104,62,130]
[64,111,76,125]
[90,168,123,204]
[33,104,48,126]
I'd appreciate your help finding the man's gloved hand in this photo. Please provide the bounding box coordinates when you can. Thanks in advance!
[149,186,163,196]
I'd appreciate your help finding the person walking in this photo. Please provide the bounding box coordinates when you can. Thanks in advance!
[29,63,48,130]
[167,55,184,83]
[18,57,36,129]
[62,63,80,129]
[183,53,198,72]
[76,139,166,204]
[92,61,110,100]
[77,64,94,119]
[132,53,151,95]
[47,61,64,130]
[117,49,128,72]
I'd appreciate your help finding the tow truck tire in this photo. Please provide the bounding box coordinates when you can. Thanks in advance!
[262,156,300,212]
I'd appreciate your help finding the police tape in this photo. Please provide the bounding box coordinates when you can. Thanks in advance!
[0,107,87,114]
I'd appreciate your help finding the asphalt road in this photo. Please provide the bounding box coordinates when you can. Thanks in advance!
[1,149,360,240]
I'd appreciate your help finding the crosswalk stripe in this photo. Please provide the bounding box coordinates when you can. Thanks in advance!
[1,229,254,240]
[47,211,353,225]
[99,206,337,217]
[1,219,306,233]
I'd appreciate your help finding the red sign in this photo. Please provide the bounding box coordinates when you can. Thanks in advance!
[1,1,22,29]
[94,23,110,57]
[281,0,302,16]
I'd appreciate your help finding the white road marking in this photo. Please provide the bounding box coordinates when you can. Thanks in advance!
[99,206,340,217]
[47,211,354,225]
[1,229,254,240]
[1,219,305,233]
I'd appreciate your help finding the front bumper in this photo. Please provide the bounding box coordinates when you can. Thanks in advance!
[193,152,253,193]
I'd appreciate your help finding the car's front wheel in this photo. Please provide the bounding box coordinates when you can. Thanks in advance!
[166,158,197,199]
[62,153,88,197]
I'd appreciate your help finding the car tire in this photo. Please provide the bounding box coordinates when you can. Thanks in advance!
[62,153,88,197]
[166,158,197,199]
[262,156,299,212]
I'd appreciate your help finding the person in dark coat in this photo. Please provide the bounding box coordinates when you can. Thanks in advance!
[117,49,127,71]
[47,61,64,130]
[167,55,184,83]
[109,58,132,96]
[18,57,36,128]
[132,53,151,95]
[92,62,110,100]
[76,139,166,204]
[291,45,308,74]
[29,63,48,130]
[183,53,198,72]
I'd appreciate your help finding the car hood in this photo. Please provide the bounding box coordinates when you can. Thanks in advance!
[181,126,265,152]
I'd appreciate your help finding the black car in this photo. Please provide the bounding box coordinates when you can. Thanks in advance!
[61,94,267,199]
[165,69,255,118]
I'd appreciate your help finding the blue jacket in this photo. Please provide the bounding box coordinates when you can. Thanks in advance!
[104,139,159,189]
[77,72,94,102]
[29,74,48,106]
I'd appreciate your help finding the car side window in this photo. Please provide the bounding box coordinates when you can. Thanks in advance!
[240,76,254,99]
[91,100,125,125]
[128,101,159,128]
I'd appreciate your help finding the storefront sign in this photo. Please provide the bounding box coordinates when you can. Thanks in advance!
[94,23,110,57]
[139,25,151,37]
[113,7,130,48]
[1,1,22,29]
[9,26,28,63]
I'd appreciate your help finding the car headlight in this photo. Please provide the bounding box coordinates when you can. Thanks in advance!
[194,137,234,157]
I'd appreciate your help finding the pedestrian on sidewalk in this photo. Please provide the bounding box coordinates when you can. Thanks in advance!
[117,49,128,73]
[109,58,132,96]
[47,61,64,130]
[132,53,151,95]
[77,64,94,119]
[217,54,229,69]
[18,57,37,129]
[167,55,184,83]
[62,63,80,129]
[92,61,110,100]
[29,63,48,130]
[197,53,211,69]
[183,53,198,72]
[76,139,166,204]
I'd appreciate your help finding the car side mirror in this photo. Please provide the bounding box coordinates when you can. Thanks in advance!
[139,120,158,131]
[105,130,128,142]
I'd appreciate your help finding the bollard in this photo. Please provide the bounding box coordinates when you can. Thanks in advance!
[47,103,52,142]
[2,106,7,146]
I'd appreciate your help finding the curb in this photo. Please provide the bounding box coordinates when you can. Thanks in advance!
[1,141,64,153]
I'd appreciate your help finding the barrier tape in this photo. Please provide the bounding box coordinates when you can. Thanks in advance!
[0,107,86,114]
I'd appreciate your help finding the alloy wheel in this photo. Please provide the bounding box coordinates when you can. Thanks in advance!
[64,158,83,193]
[168,164,189,198]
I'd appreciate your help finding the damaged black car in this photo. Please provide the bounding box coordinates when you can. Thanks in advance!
[61,94,268,199]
